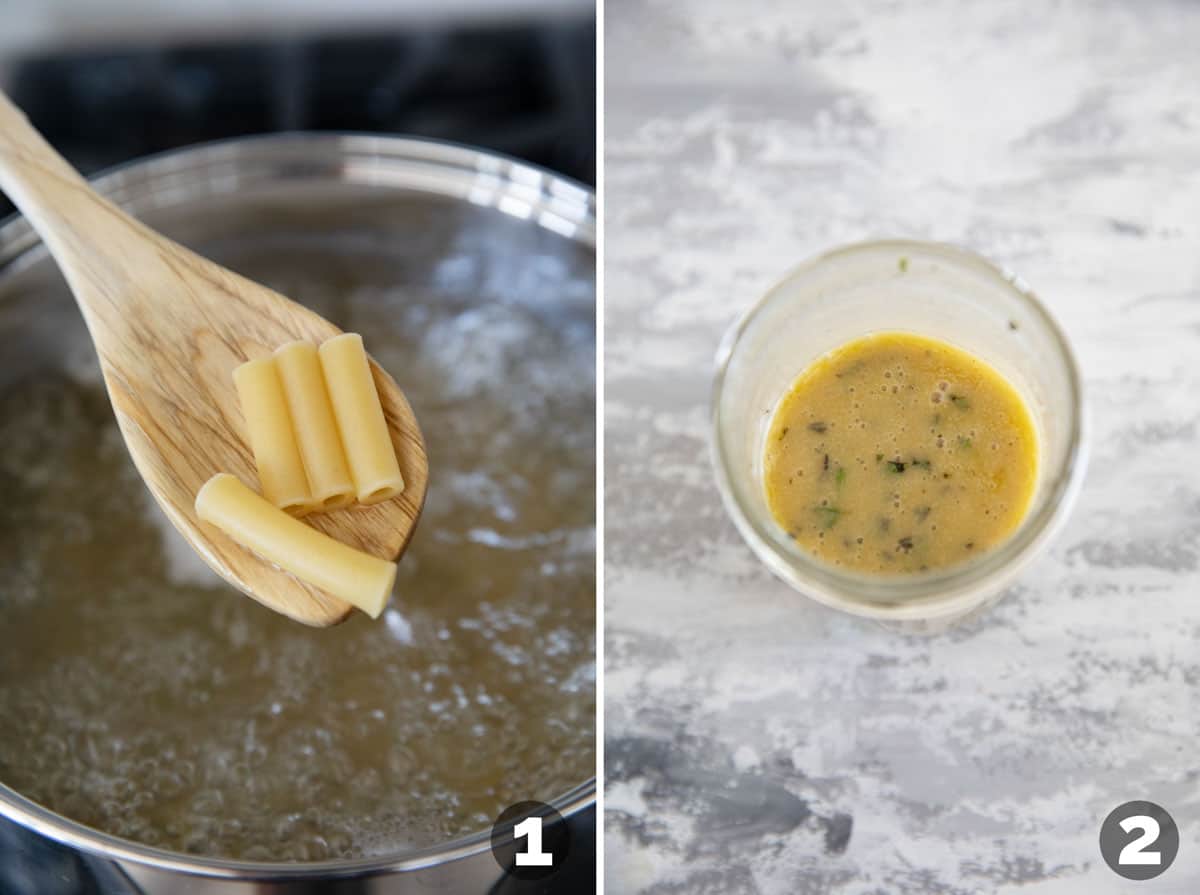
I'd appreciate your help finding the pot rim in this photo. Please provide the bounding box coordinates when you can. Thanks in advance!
[0,131,597,878]
[0,779,597,879]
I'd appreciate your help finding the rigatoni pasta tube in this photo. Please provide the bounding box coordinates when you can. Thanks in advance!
[319,333,405,505]
[232,357,315,516]
[274,340,355,511]
[195,473,396,618]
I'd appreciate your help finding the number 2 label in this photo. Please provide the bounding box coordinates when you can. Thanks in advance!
[1099,800,1177,880]
[514,815,553,867]
[1119,815,1161,866]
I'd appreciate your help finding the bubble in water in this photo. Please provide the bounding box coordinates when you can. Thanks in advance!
[0,232,596,862]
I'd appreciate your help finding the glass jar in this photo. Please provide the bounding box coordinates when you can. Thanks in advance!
[711,240,1087,627]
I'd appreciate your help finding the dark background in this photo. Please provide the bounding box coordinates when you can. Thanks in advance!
[0,21,595,220]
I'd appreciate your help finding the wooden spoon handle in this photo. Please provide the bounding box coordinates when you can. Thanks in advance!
[0,89,158,308]
[0,88,90,196]
[0,89,102,239]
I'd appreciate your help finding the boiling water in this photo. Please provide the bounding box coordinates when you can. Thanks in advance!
[0,193,595,861]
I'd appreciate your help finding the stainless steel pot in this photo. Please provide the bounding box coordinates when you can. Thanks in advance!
[0,134,595,893]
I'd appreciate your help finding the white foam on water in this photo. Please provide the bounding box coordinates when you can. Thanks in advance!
[0,222,596,861]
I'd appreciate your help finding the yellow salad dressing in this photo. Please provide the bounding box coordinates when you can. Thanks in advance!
[763,332,1038,574]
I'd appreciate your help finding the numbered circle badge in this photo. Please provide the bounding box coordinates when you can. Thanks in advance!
[1099,801,1179,880]
[490,800,571,880]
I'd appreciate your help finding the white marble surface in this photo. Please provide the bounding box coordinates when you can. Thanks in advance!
[604,1,1200,892]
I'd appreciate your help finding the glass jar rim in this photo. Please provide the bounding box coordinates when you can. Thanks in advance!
[710,238,1089,621]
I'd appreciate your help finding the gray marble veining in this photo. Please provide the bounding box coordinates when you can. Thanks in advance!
[604,1,1200,891]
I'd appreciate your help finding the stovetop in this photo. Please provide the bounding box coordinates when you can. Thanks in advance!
[0,17,595,895]
[0,20,595,217]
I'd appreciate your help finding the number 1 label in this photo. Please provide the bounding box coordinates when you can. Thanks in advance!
[490,800,568,879]
[514,815,553,867]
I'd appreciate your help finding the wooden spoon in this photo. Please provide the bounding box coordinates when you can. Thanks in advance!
[0,90,427,627]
